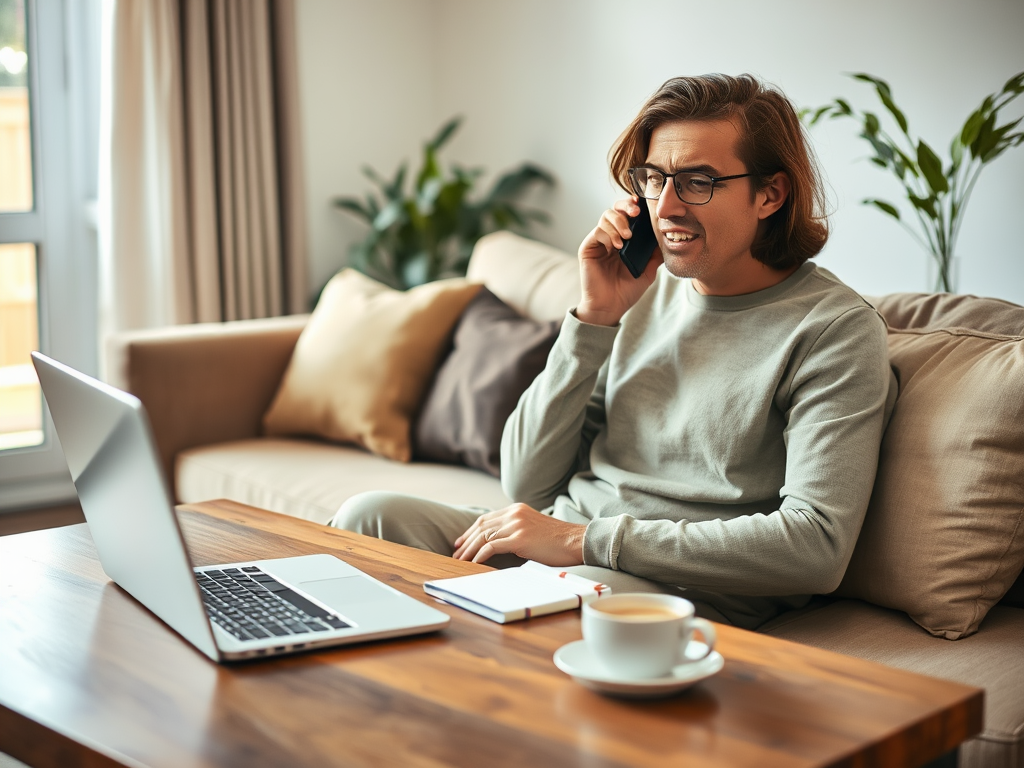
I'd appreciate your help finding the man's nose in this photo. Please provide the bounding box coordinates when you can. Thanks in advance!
[655,184,688,220]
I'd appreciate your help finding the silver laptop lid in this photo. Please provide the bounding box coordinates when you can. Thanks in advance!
[31,352,220,660]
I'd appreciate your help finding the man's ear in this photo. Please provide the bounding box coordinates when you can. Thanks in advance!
[757,172,791,220]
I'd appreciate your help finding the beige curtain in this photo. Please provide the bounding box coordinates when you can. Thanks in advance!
[99,0,307,336]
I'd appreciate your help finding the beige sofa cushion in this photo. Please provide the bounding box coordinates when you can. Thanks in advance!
[262,270,480,462]
[467,231,581,321]
[762,600,1024,768]
[176,437,512,523]
[836,293,1024,640]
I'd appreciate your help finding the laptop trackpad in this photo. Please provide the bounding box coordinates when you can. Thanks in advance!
[299,574,414,628]
[299,575,385,609]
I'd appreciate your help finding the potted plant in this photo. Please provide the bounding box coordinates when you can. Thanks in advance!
[334,117,555,290]
[806,72,1023,292]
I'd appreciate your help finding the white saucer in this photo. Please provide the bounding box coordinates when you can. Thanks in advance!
[553,640,724,698]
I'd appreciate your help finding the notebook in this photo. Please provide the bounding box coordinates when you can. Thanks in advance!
[31,352,450,663]
[424,561,611,623]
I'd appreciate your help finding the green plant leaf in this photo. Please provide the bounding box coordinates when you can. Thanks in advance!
[386,164,408,200]
[428,116,461,152]
[489,204,528,230]
[451,164,484,185]
[484,163,555,205]
[997,116,1023,136]
[373,199,406,231]
[960,108,985,147]
[852,72,892,96]
[980,117,1024,162]
[981,142,1012,164]
[519,208,552,226]
[863,111,880,136]
[364,193,381,219]
[878,90,909,134]
[401,252,430,288]
[949,136,963,170]
[807,105,832,125]
[892,145,919,178]
[416,176,444,216]
[909,193,938,219]
[863,199,901,220]
[971,111,998,160]
[1002,71,1024,95]
[416,145,441,192]
[333,196,374,222]
[361,164,387,188]
[973,112,1000,160]
[917,140,948,194]
[854,73,910,134]
[862,133,895,167]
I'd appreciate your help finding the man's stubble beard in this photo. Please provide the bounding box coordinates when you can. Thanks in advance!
[657,214,713,282]
[661,239,713,282]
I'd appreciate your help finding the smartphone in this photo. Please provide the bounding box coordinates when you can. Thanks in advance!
[618,206,658,279]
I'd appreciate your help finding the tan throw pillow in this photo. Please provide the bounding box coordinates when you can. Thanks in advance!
[835,324,1024,639]
[262,270,481,462]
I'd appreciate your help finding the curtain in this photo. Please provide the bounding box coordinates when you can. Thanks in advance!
[98,0,307,337]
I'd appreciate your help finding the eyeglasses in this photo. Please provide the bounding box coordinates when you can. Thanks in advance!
[627,167,754,205]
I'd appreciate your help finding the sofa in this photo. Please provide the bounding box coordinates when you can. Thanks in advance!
[109,231,1024,768]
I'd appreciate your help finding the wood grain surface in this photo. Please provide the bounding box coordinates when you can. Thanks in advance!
[0,499,983,768]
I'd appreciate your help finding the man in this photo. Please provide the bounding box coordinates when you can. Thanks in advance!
[332,73,896,629]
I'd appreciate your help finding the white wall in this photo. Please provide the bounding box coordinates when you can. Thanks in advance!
[294,0,438,296]
[297,0,1024,304]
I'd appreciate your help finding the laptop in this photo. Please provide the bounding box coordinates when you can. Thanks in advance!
[31,352,450,662]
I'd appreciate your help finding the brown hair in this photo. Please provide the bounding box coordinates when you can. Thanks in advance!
[609,74,829,269]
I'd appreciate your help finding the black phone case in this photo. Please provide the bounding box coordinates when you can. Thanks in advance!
[619,209,658,279]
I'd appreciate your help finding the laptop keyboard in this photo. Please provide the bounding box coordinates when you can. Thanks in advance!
[196,566,351,642]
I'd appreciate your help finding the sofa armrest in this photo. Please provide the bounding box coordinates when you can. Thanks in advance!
[106,315,309,497]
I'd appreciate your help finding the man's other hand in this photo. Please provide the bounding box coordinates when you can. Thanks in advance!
[576,196,662,327]
[453,503,586,566]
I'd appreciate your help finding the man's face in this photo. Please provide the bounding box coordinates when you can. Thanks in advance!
[644,118,787,296]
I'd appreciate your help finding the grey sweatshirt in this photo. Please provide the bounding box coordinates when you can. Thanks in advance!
[500,262,896,628]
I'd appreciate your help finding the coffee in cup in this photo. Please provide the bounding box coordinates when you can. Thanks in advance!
[582,593,716,680]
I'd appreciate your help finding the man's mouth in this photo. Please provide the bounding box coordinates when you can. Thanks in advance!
[663,231,698,243]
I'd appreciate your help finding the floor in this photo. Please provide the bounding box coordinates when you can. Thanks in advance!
[1,500,84,768]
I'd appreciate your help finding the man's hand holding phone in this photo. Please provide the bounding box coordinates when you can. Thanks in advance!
[576,197,662,326]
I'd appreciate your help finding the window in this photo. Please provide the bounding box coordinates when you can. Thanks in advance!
[0,0,100,509]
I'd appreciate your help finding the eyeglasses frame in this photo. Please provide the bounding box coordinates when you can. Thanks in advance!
[627,167,755,206]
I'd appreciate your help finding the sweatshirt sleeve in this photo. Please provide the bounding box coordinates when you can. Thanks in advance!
[582,306,896,597]
[500,310,619,509]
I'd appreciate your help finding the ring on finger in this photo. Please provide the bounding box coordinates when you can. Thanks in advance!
[486,529,498,542]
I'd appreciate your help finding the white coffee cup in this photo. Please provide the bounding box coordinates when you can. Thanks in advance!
[581,593,717,680]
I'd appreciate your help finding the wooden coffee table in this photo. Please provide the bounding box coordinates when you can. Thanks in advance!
[0,499,982,768]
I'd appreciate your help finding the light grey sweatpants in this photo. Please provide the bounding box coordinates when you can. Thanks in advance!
[330,491,729,622]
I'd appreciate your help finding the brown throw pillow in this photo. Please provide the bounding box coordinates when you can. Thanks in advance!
[262,270,481,462]
[414,288,560,476]
[835,312,1024,639]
